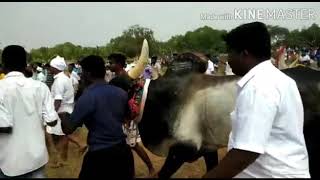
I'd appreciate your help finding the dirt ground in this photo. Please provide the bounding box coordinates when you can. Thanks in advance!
[45,127,227,178]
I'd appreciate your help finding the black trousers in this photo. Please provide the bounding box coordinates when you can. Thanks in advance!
[79,141,134,179]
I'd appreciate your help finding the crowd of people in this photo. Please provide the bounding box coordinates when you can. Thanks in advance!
[0,46,170,178]
[0,44,233,179]
[0,21,313,178]
[279,46,320,67]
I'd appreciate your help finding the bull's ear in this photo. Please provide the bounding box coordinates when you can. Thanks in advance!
[128,39,149,79]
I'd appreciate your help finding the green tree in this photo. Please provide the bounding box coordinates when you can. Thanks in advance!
[283,23,320,48]
[267,25,290,47]
[108,25,158,58]
[299,23,320,47]
[284,29,304,48]
[27,23,320,63]
[164,26,227,55]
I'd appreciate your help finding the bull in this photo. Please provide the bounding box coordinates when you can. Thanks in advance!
[127,40,320,178]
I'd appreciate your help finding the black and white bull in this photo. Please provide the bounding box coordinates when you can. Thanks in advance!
[138,73,236,178]
[123,40,319,178]
[136,66,320,178]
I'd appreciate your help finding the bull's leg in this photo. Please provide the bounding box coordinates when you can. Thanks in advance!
[307,143,319,178]
[304,113,320,178]
[202,150,219,172]
[305,134,320,178]
[158,142,201,178]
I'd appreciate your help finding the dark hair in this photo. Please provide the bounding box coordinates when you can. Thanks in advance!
[35,62,42,67]
[107,53,126,68]
[80,55,106,78]
[105,65,111,70]
[24,65,33,78]
[68,63,75,67]
[2,45,27,71]
[68,63,75,72]
[151,55,157,66]
[224,21,271,61]
[109,75,134,98]
[43,63,50,69]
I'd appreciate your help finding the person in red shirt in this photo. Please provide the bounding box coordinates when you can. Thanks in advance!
[109,55,155,177]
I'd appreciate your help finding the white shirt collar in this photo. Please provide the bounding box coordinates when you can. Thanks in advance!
[53,71,65,79]
[237,59,273,88]
[4,71,25,78]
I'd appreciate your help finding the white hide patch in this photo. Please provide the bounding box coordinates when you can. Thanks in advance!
[173,80,237,150]
[173,95,203,149]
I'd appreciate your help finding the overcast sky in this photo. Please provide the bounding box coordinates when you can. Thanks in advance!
[0,2,319,50]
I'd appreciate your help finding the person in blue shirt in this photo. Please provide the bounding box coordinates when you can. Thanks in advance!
[60,55,134,179]
[316,48,320,68]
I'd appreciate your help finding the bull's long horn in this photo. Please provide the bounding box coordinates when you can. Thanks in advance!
[128,39,149,79]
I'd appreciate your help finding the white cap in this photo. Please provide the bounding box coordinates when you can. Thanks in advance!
[36,66,43,72]
[50,55,67,71]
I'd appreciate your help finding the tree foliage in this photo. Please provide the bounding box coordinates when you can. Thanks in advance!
[267,25,290,47]
[284,23,320,48]
[108,24,158,58]
[1,23,317,64]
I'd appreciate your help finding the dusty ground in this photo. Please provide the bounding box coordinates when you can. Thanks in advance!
[45,127,227,178]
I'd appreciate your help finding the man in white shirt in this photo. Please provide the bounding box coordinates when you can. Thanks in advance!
[225,62,234,75]
[0,45,58,177]
[65,63,88,154]
[300,52,311,66]
[47,56,84,166]
[105,66,114,82]
[205,60,215,75]
[35,66,46,83]
[152,56,162,80]
[67,63,80,95]
[204,22,310,178]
